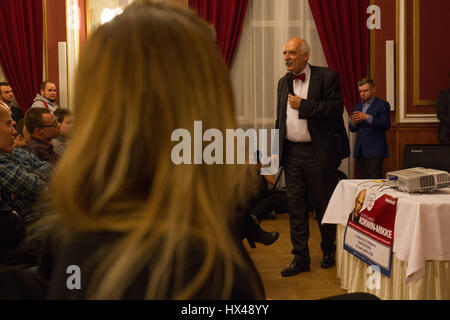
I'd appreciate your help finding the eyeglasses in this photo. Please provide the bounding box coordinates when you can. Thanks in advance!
[39,120,58,128]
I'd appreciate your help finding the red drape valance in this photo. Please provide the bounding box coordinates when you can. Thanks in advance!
[189,0,249,68]
[308,0,370,115]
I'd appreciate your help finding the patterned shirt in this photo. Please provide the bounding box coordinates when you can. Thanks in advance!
[24,136,59,164]
[350,97,375,127]
[0,148,53,225]
[361,97,375,124]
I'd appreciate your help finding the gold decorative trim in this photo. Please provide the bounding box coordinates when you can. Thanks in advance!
[43,0,48,80]
[397,0,438,123]
[396,0,400,123]
[369,0,375,79]
[86,0,91,36]
[395,0,400,166]
[413,0,436,106]
[66,0,70,108]
[65,0,80,108]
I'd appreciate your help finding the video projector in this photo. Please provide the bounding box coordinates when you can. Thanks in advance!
[386,167,450,193]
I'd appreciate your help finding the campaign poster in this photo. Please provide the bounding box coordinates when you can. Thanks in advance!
[344,187,398,277]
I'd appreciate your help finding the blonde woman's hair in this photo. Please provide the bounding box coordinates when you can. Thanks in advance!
[50,0,260,299]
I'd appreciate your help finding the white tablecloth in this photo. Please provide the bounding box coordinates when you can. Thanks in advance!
[323,180,450,283]
[335,225,450,299]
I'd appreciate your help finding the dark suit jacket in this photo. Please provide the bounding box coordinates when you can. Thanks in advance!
[349,97,390,159]
[275,64,350,174]
[11,106,24,123]
[0,103,23,123]
[437,88,450,144]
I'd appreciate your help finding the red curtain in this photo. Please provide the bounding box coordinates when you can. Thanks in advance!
[308,0,369,115]
[189,0,249,67]
[0,0,43,113]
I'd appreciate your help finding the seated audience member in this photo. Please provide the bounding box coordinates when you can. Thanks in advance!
[0,202,25,251]
[0,82,24,123]
[52,108,73,157]
[7,1,265,300]
[0,199,39,267]
[30,81,60,112]
[236,151,279,249]
[241,211,279,249]
[0,105,53,226]
[248,151,278,222]
[24,108,60,163]
[13,119,29,148]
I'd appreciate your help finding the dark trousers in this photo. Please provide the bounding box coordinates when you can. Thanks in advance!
[356,157,384,179]
[283,140,338,265]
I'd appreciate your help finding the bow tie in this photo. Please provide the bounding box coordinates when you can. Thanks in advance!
[292,73,306,82]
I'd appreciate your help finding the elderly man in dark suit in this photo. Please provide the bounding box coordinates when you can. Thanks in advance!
[275,38,350,277]
[349,78,390,179]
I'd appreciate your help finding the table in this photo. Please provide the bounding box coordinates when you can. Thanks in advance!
[322,179,450,299]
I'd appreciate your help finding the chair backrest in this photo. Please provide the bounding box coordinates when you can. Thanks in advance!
[403,144,450,172]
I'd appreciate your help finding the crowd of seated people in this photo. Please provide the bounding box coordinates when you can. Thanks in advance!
[0,105,51,267]
[0,89,276,266]
[0,1,278,300]
[0,79,73,269]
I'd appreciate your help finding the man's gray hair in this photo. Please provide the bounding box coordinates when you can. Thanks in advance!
[300,40,310,55]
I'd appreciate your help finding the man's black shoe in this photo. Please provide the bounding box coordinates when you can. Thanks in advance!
[320,253,336,268]
[281,261,310,277]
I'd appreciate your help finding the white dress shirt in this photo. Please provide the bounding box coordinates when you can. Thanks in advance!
[286,64,312,142]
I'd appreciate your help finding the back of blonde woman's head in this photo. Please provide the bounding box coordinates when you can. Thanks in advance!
[50,0,259,299]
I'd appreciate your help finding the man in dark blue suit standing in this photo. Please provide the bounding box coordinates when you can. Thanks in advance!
[349,78,390,179]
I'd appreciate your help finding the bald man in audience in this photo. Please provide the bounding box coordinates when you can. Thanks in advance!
[0,105,53,225]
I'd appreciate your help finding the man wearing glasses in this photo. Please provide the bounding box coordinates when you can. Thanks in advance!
[0,105,53,226]
[24,108,60,163]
